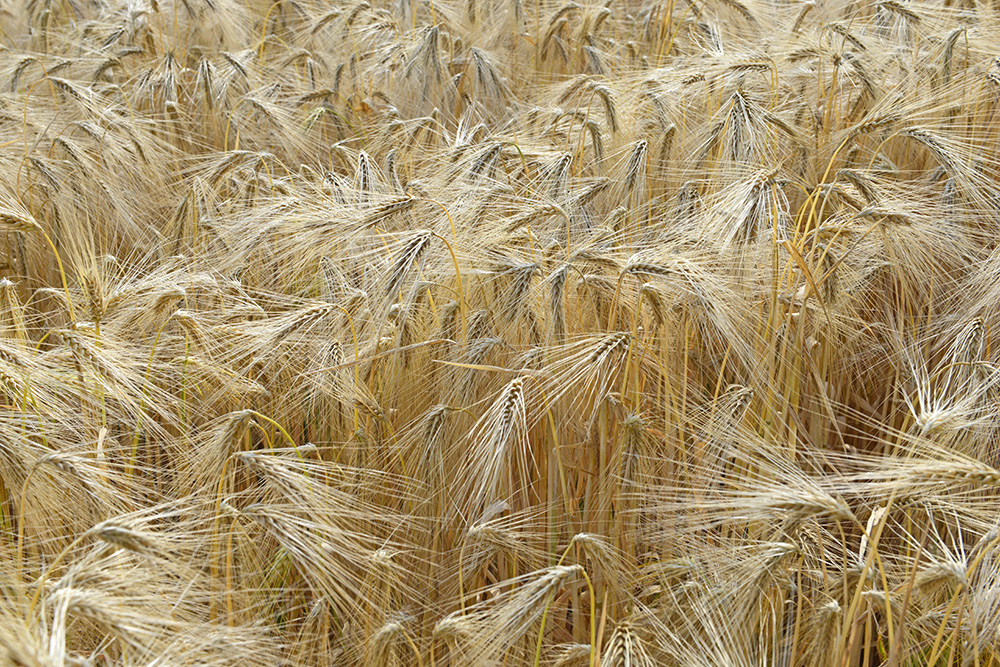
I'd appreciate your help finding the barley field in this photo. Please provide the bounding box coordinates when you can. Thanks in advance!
[1,0,1000,665]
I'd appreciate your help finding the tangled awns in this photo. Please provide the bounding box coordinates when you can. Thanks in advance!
[3,0,1000,665]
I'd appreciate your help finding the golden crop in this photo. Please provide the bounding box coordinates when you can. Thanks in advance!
[1,0,999,665]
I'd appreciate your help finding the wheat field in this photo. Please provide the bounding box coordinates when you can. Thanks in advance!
[1,0,1000,665]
